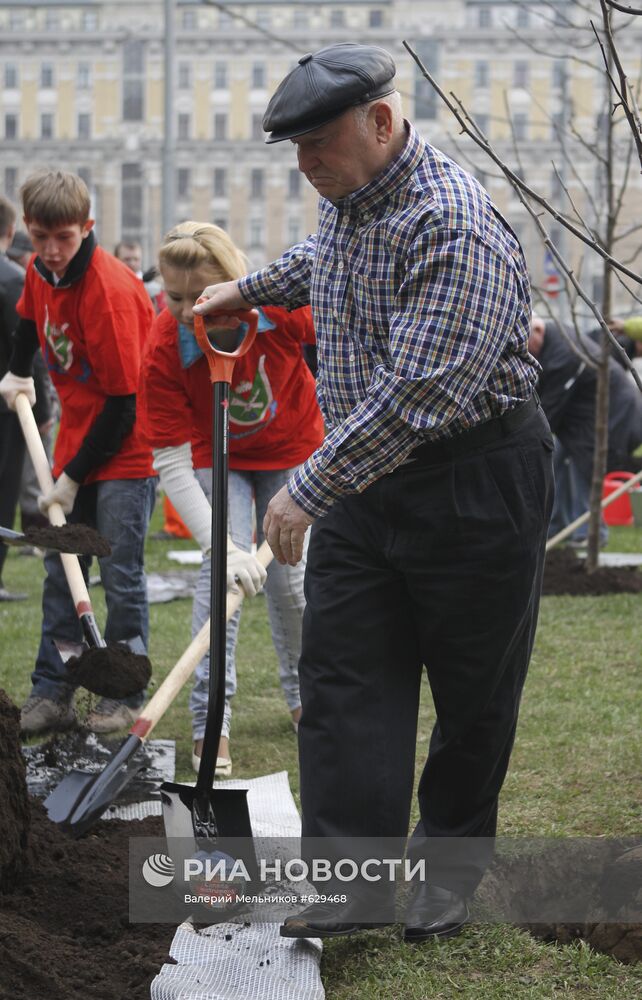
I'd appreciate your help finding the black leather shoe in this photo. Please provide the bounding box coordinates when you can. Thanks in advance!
[403,884,469,942]
[280,896,394,939]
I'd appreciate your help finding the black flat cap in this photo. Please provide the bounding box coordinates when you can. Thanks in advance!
[7,230,33,261]
[263,43,396,144]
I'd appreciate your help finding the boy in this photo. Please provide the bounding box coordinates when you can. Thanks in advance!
[0,170,156,735]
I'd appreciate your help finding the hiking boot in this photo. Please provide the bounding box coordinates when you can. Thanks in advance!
[85,698,139,733]
[20,695,76,736]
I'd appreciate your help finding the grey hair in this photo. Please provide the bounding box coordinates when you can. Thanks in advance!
[351,91,404,137]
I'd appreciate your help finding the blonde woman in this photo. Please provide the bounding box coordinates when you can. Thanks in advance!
[139,222,323,775]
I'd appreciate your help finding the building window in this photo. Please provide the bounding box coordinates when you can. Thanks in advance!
[4,114,18,140]
[4,64,18,89]
[77,62,91,89]
[250,168,264,199]
[249,219,264,247]
[293,10,308,28]
[516,8,530,29]
[177,168,191,199]
[214,61,228,89]
[78,113,91,139]
[82,10,98,31]
[121,163,143,233]
[512,112,528,141]
[513,61,529,88]
[182,9,197,30]
[551,111,564,138]
[287,219,301,245]
[251,113,263,140]
[256,10,271,28]
[288,169,302,198]
[475,113,490,136]
[9,11,25,30]
[213,113,228,140]
[414,40,438,120]
[4,167,18,202]
[40,113,54,140]
[251,62,266,89]
[475,61,489,88]
[45,8,59,30]
[123,41,145,121]
[213,168,227,197]
[40,63,55,89]
[552,60,566,91]
[479,8,492,28]
[330,10,345,28]
[213,216,228,231]
[369,10,384,28]
[177,113,191,141]
[219,9,233,27]
[77,166,92,190]
[178,63,191,90]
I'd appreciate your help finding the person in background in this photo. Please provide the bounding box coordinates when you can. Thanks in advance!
[139,221,324,776]
[0,170,156,735]
[195,43,554,941]
[0,197,28,600]
[115,239,166,315]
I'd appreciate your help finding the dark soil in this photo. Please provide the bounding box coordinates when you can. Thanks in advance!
[0,802,174,1000]
[0,691,30,893]
[66,644,152,698]
[542,547,642,596]
[23,523,111,557]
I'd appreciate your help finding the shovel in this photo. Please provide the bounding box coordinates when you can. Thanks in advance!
[44,540,273,836]
[160,308,260,861]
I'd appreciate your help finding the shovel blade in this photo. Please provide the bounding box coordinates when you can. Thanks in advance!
[53,639,89,664]
[44,734,145,837]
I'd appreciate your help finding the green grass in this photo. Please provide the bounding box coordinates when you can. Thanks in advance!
[1,510,641,998]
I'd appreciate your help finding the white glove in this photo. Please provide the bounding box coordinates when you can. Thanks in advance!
[38,472,79,515]
[153,443,212,552]
[0,372,36,410]
[227,538,267,598]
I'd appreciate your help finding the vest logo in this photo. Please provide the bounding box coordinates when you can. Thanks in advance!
[229,355,274,428]
[44,305,73,371]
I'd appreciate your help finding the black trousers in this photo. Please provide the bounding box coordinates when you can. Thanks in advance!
[0,410,26,583]
[298,405,554,895]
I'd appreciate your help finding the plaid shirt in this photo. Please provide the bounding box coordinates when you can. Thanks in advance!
[239,124,538,518]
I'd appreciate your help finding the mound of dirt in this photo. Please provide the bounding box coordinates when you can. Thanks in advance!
[542,547,642,596]
[0,691,30,893]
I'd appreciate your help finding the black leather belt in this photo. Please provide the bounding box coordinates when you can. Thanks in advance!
[407,394,539,465]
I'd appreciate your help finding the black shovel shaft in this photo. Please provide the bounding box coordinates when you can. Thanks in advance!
[194,380,229,815]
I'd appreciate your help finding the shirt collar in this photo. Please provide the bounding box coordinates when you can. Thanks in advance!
[332,122,426,218]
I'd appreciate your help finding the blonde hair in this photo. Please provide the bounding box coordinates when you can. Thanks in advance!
[21,170,90,227]
[159,221,247,283]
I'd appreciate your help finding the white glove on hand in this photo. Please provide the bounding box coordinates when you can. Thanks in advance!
[0,372,36,410]
[227,538,267,598]
[38,472,79,516]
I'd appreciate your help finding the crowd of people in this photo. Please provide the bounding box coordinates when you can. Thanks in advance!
[0,42,640,943]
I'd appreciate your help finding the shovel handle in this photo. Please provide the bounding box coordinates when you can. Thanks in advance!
[14,392,98,622]
[192,307,258,384]
[130,540,274,740]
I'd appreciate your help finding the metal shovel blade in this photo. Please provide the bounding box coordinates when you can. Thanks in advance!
[160,781,258,881]
[44,733,146,837]
[0,525,33,547]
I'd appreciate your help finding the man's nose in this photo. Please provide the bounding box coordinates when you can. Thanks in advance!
[297,146,318,172]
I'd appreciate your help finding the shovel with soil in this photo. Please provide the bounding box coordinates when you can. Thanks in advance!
[13,392,150,700]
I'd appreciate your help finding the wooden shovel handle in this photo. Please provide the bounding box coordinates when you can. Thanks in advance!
[130,540,274,740]
[14,392,93,611]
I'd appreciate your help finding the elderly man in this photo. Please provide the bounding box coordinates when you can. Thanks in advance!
[195,43,554,941]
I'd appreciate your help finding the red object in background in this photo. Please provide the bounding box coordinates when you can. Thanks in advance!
[602,471,636,526]
[163,496,192,538]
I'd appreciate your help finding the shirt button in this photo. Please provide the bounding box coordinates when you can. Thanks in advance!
[336,260,344,270]
[349,353,355,361]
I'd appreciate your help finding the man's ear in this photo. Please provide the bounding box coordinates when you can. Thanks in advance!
[371,101,394,143]
[82,219,95,238]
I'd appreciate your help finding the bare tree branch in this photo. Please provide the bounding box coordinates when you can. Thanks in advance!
[594,2,642,168]
[603,0,642,14]
[403,41,642,287]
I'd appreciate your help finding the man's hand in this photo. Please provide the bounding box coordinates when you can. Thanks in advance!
[0,372,36,410]
[263,486,314,566]
[192,279,250,327]
[38,472,79,516]
[227,538,268,597]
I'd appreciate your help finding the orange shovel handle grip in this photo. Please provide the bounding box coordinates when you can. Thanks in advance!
[193,306,258,384]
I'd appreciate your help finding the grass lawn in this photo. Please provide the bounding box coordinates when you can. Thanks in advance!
[1,506,641,999]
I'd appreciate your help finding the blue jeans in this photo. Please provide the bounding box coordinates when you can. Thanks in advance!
[190,467,305,740]
[31,477,156,708]
[549,440,608,544]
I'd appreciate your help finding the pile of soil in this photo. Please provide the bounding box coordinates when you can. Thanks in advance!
[23,523,111,557]
[0,691,30,893]
[66,645,152,699]
[0,802,173,1000]
[542,547,642,596]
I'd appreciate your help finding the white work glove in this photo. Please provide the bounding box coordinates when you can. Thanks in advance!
[0,372,36,410]
[227,538,267,598]
[38,472,79,515]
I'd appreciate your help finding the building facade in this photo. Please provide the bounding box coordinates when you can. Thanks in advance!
[1,0,640,306]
